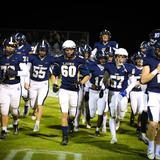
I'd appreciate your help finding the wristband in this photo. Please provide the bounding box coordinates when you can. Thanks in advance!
[151,69,158,76]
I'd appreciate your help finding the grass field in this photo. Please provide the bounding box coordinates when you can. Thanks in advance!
[0,93,148,160]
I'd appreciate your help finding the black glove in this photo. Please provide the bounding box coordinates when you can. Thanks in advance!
[52,84,59,93]
[73,81,82,90]
[5,67,17,79]
[99,89,104,98]
[84,91,89,101]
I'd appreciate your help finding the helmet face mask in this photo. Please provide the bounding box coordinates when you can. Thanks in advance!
[36,40,49,58]
[3,36,17,56]
[78,44,92,59]
[114,48,128,67]
[99,29,111,39]
[64,48,75,59]
[14,33,26,45]
[62,40,76,59]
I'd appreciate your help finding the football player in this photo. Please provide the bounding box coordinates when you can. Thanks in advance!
[104,48,136,144]
[25,40,55,132]
[14,33,33,116]
[51,40,90,145]
[0,36,29,139]
[141,40,160,159]
[91,28,118,60]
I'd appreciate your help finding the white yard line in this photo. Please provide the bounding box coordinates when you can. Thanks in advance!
[4,149,82,160]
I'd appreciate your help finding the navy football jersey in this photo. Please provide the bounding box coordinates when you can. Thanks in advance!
[143,56,160,93]
[16,43,32,63]
[28,54,55,81]
[104,62,134,91]
[93,41,118,52]
[53,55,90,91]
[0,53,25,84]
[89,62,105,90]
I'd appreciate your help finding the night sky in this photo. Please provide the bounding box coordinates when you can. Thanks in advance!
[1,3,159,56]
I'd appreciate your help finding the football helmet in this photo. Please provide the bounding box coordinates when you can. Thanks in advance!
[114,48,128,57]
[14,33,26,45]
[62,40,76,59]
[3,36,17,48]
[99,29,111,39]
[78,44,92,57]
[95,50,107,64]
[3,36,17,56]
[132,52,143,66]
[140,41,150,49]
[36,40,49,57]
[62,40,76,49]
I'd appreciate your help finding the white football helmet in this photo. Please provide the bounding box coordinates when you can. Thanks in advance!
[62,40,76,49]
[114,48,128,56]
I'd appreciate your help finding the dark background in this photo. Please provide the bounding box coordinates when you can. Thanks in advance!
[1,3,159,55]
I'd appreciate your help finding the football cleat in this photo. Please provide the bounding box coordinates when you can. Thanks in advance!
[86,123,91,129]
[155,154,160,160]
[13,124,19,135]
[138,133,149,145]
[110,137,117,144]
[61,136,68,145]
[68,122,74,135]
[74,126,79,132]
[33,124,39,132]
[95,130,100,136]
[147,147,155,160]
[0,130,7,139]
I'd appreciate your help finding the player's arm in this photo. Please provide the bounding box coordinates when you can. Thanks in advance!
[141,64,160,84]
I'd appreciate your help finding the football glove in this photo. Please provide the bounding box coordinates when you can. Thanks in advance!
[119,90,127,97]
[5,67,17,79]
[52,84,59,93]
[99,89,104,98]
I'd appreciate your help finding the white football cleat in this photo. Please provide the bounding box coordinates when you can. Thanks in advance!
[110,137,117,144]
[147,147,155,160]
[33,124,39,132]
[31,115,36,120]
[74,126,79,132]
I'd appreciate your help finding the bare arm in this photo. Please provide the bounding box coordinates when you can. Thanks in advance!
[141,64,160,84]
[80,75,90,85]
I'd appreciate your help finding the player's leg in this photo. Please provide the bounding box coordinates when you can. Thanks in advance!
[33,81,49,132]
[59,89,70,145]
[0,85,11,139]
[10,84,21,135]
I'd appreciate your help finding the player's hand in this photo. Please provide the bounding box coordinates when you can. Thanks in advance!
[119,90,127,97]
[99,89,104,98]
[53,84,59,93]
[5,67,17,79]
[24,83,30,90]
[91,84,98,90]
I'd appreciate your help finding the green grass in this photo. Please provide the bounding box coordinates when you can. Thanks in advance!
[0,95,147,160]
